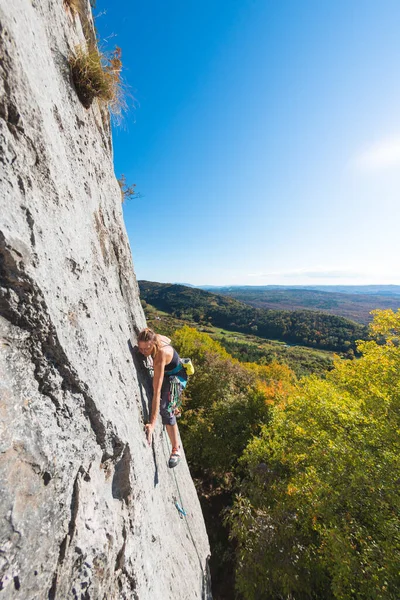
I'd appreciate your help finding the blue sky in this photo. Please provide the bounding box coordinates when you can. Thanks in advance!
[95,0,400,286]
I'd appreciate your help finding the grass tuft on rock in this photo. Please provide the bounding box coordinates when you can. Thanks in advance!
[63,0,81,15]
[69,44,124,113]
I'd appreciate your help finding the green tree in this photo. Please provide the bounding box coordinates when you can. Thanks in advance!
[173,326,295,475]
[229,310,400,600]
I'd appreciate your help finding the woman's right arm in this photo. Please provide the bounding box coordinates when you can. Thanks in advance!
[145,350,167,444]
[149,357,165,425]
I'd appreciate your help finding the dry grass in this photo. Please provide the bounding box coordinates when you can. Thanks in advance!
[63,0,97,47]
[70,44,124,113]
[63,0,81,15]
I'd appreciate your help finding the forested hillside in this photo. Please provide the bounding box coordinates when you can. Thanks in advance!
[170,326,297,599]
[143,302,335,378]
[169,310,400,600]
[200,286,400,324]
[139,283,399,599]
[228,309,400,599]
[139,281,368,352]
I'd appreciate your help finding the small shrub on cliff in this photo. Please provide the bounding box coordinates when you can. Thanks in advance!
[117,175,143,203]
[69,44,124,112]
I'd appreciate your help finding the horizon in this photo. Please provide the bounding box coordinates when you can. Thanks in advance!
[141,280,400,291]
[96,1,400,287]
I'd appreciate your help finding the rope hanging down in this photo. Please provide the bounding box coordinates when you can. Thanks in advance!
[161,427,210,599]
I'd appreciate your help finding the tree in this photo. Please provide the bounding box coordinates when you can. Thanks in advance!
[117,174,143,202]
[229,310,400,600]
[173,326,295,475]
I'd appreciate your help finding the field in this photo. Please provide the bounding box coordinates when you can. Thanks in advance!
[202,286,400,324]
[143,302,336,378]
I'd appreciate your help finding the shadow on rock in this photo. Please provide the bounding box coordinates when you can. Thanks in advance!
[127,339,159,487]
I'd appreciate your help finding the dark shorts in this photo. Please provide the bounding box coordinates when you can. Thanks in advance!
[160,369,187,426]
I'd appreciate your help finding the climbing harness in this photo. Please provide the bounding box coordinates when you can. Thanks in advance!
[165,358,194,416]
[165,358,194,377]
[164,362,183,376]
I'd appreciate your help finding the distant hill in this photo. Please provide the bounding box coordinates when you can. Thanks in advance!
[139,281,368,352]
[143,302,336,378]
[201,285,400,296]
[199,286,400,324]
[297,285,400,296]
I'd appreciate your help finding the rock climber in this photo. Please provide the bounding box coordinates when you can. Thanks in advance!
[138,327,187,468]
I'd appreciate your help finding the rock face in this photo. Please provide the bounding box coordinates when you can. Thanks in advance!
[0,1,211,598]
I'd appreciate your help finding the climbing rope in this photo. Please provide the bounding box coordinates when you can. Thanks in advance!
[162,427,186,513]
[161,429,210,599]
[148,363,210,597]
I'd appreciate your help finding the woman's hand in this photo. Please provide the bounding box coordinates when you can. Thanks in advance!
[145,422,155,446]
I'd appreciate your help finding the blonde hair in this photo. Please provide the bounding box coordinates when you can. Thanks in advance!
[138,327,160,358]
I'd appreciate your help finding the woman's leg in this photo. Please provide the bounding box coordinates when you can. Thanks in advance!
[160,378,181,466]
[165,423,179,449]
[160,378,179,446]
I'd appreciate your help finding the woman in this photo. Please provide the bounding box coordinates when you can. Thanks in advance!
[138,327,187,468]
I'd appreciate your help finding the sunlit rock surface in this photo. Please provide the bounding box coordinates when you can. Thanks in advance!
[0,1,211,598]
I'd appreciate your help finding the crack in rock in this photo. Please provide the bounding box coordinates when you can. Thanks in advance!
[48,468,81,600]
[112,444,133,503]
[0,232,122,460]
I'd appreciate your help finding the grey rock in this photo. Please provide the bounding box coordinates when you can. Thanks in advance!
[0,1,211,598]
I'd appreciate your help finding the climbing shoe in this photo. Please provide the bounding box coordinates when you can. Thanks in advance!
[168,446,181,469]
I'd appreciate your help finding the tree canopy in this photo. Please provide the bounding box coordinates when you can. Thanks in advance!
[228,309,400,600]
[139,281,368,352]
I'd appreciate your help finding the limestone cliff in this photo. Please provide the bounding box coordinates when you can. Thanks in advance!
[0,1,211,598]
